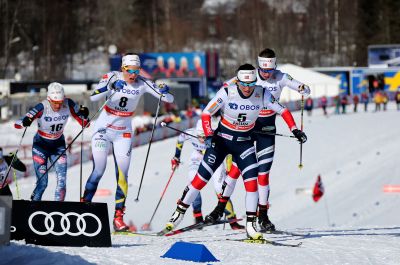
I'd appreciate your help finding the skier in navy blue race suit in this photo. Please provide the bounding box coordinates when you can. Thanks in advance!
[223,48,310,231]
[160,64,307,239]
[15,82,89,201]
[0,148,27,196]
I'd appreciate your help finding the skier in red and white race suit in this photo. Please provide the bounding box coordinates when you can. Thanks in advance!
[160,64,307,239]
[81,53,174,231]
[223,48,310,231]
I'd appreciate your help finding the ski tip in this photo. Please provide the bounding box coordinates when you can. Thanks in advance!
[160,122,166,127]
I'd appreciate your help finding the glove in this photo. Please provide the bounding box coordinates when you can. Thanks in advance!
[112,80,126,90]
[205,136,214,149]
[298,84,310,96]
[78,105,89,119]
[158,83,170,94]
[171,157,180,169]
[292,129,307,143]
[22,116,33,127]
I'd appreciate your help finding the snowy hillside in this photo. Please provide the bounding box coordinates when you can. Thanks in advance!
[1,104,400,265]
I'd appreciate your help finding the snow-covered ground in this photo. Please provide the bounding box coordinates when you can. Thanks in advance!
[1,104,400,265]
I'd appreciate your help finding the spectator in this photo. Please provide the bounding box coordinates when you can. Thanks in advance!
[341,95,348,114]
[361,92,369,112]
[395,88,400,111]
[382,91,388,111]
[333,95,340,114]
[320,96,328,116]
[304,97,314,116]
[353,94,359,113]
[374,91,383,112]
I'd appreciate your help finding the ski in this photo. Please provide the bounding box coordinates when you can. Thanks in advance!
[261,229,310,237]
[164,218,243,237]
[112,231,160,237]
[227,238,302,247]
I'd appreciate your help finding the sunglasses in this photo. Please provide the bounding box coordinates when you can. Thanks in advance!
[259,68,275,73]
[239,81,256,87]
[123,67,140,75]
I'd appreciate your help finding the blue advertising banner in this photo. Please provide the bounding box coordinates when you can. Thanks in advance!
[139,52,206,79]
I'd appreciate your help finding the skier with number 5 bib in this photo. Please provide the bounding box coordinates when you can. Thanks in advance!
[160,64,305,240]
[223,48,309,232]
[81,53,174,232]
[14,82,89,201]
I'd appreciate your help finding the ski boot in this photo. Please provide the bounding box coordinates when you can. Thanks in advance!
[228,216,245,230]
[194,211,204,230]
[158,203,188,236]
[113,208,129,232]
[258,205,276,232]
[205,202,225,224]
[246,215,263,239]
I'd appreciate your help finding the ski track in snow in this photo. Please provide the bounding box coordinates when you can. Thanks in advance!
[1,104,400,265]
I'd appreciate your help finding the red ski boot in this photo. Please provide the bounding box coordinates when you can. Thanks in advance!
[113,208,129,232]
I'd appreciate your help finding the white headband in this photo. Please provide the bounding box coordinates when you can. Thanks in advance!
[258,57,276,69]
[122,54,141,67]
[237,70,257,82]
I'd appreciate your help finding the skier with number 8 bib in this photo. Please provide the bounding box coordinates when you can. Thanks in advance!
[160,64,305,239]
[14,82,89,201]
[81,53,174,232]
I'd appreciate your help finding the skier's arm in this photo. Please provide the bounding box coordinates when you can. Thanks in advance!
[141,77,174,103]
[14,102,44,129]
[263,90,297,131]
[4,153,27,172]
[201,88,227,137]
[281,73,311,97]
[67,98,90,127]
[90,72,117,102]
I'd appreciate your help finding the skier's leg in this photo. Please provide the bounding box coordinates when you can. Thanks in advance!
[31,143,50,201]
[52,143,67,201]
[82,131,110,202]
[111,132,132,231]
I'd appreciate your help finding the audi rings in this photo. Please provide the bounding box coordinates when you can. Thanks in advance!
[28,211,102,237]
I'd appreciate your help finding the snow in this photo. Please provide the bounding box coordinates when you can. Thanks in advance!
[1,104,400,265]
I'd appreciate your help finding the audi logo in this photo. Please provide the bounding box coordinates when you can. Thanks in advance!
[28,211,102,237]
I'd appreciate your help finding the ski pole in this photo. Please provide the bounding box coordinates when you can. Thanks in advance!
[145,165,177,228]
[1,127,27,190]
[298,95,304,169]
[161,122,200,139]
[135,94,163,202]
[254,131,296,139]
[36,91,117,185]
[13,169,20,199]
[79,114,84,200]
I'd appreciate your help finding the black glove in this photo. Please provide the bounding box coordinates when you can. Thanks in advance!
[205,136,214,149]
[22,116,33,127]
[78,105,89,119]
[292,129,307,143]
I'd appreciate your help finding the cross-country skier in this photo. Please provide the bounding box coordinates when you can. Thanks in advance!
[14,82,89,201]
[171,119,244,229]
[160,63,307,239]
[0,148,27,196]
[81,53,174,232]
[223,48,310,231]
